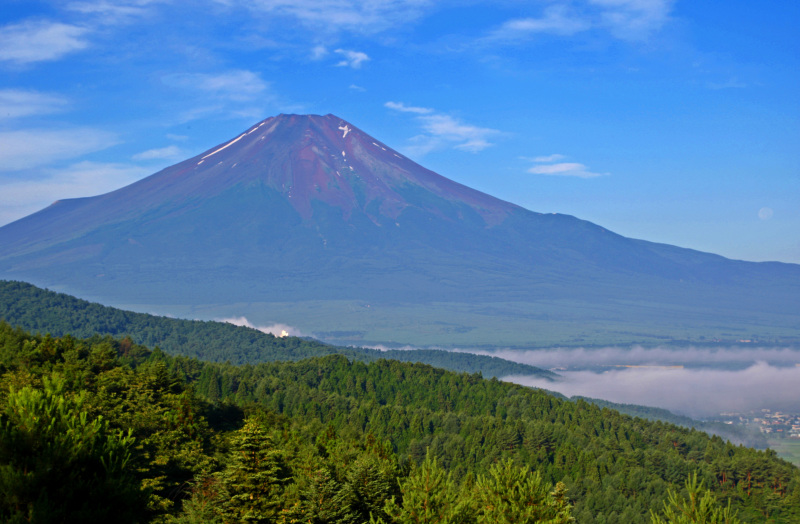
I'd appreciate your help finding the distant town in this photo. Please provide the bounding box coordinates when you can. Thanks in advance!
[714,409,800,438]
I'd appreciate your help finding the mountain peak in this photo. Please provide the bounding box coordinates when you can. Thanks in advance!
[174,112,517,224]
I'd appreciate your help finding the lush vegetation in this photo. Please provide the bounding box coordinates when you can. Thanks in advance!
[575,398,768,450]
[0,280,553,379]
[1,322,798,523]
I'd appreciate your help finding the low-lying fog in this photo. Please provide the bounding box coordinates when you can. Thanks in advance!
[468,347,800,418]
[458,346,800,419]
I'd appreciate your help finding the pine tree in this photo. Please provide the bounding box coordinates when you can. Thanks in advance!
[650,473,741,524]
[379,451,472,524]
[215,417,286,523]
[472,459,574,524]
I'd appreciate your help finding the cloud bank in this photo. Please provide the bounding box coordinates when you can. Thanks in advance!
[452,346,800,418]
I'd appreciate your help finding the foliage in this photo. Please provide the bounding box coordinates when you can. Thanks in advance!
[651,473,741,524]
[0,321,798,523]
[0,375,144,523]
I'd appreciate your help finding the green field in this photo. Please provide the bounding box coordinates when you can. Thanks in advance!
[768,439,800,468]
[126,297,800,349]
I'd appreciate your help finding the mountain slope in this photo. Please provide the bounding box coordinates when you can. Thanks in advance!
[0,114,798,346]
[0,279,554,378]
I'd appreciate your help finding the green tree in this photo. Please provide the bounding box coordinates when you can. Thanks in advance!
[379,451,472,524]
[472,459,573,524]
[214,417,286,523]
[0,375,143,523]
[651,473,741,524]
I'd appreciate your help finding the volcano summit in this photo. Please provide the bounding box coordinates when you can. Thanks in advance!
[1,114,798,347]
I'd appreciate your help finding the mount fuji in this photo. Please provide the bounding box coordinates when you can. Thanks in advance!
[1,114,798,347]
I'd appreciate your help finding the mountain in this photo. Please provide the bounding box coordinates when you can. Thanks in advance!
[0,113,798,347]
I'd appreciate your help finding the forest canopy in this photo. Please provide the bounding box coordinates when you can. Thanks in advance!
[0,321,798,523]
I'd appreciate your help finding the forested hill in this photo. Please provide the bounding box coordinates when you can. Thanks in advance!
[0,280,553,379]
[1,323,798,523]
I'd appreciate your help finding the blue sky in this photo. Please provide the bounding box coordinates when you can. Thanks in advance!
[1,0,798,263]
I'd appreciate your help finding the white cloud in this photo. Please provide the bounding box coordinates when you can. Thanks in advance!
[589,0,674,40]
[0,89,69,119]
[67,1,151,24]
[528,162,604,178]
[488,5,590,41]
[419,114,499,152]
[486,0,673,44]
[385,101,433,114]
[0,128,118,171]
[132,145,183,161]
[220,316,305,337]
[240,0,433,34]
[0,161,150,226]
[0,21,90,64]
[388,104,500,154]
[310,45,328,60]
[527,156,607,178]
[161,70,275,122]
[190,70,270,101]
[508,363,800,419]
[532,153,566,163]
[445,345,800,418]
[334,48,370,69]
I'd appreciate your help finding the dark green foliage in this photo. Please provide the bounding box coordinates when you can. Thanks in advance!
[0,321,797,523]
[574,396,768,449]
[0,280,554,379]
[0,375,144,523]
[651,473,741,524]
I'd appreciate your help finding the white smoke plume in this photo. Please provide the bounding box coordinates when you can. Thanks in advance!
[219,316,304,338]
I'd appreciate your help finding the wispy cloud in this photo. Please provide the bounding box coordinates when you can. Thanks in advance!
[486,5,590,42]
[532,153,566,163]
[419,114,499,152]
[169,70,271,101]
[310,45,329,60]
[0,128,118,171]
[0,161,150,226]
[239,0,434,34]
[385,101,433,114]
[132,145,183,161]
[485,0,674,44]
[67,1,153,24]
[0,89,69,119]
[527,155,606,178]
[388,102,500,155]
[161,69,276,122]
[590,0,674,41]
[335,48,370,69]
[0,20,90,64]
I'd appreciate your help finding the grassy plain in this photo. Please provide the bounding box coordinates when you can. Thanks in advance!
[125,297,800,349]
[768,439,800,468]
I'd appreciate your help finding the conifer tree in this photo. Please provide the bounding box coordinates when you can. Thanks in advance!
[650,473,741,524]
[215,417,286,523]
[379,451,472,524]
[472,459,574,524]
